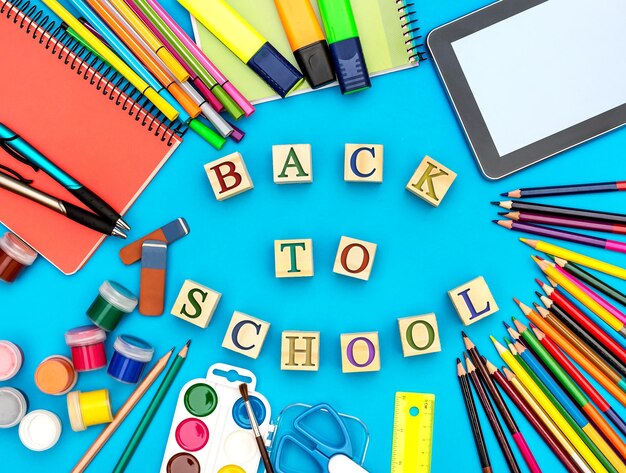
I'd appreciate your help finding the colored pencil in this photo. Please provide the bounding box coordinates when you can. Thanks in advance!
[532,256,626,335]
[535,299,626,377]
[464,355,521,473]
[515,319,626,459]
[553,257,626,307]
[532,325,626,437]
[517,301,626,406]
[113,341,190,473]
[492,338,610,473]
[457,359,492,473]
[551,263,626,326]
[521,239,626,280]
[536,283,626,364]
[485,360,586,473]
[502,367,592,473]
[532,302,626,391]
[500,212,626,235]
[463,334,538,473]
[512,339,625,472]
[493,200,626,225]
[502,181,626,198]
[70,349,173,473]
[495,220,626,253]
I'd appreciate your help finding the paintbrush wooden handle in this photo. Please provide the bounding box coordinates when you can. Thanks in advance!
[256,435,274,473]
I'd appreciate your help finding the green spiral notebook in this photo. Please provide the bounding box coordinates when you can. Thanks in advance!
[191,0,425,104]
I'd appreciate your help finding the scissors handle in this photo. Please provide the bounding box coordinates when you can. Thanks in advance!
[294,403,353,458]
[328,454,369,473]
[274,434,329,473]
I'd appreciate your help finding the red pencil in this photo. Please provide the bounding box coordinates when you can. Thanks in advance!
[484,359,582,473]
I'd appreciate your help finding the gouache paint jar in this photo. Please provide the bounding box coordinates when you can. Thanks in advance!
[0,387,28,428]
[67,389,113,432]
[65,325,107,372]
[19,410,62,451]
[87,281,138,331]
[0,232,37,283]
[107,335,154,384]
[35,355,77,395]
[0,340,23,381]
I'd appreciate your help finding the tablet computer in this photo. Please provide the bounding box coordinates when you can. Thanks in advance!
[428,0,626,179]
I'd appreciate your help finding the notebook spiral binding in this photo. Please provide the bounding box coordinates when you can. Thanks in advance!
[0,0,184,145]
[396,0,426,63]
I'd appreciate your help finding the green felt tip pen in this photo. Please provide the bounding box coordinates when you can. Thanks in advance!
[317,0,370,94]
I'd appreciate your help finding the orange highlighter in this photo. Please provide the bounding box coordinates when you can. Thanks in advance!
[274,0,335,89]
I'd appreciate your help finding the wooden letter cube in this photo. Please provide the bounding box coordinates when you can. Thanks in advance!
[333,236,377,281]
[222,311,270,359]
[340,332,381,373]
[274,239,314,278]
[448,276,499,326]
[205,152,253,201]
[406,156,456,206]
[397,314,442,357]
[281,331,320,371]
[344,144,383,182]
[273,144,312,184]
[170,280,221,328]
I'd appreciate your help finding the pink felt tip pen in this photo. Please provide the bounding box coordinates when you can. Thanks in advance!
[140,0,254,117]
[123,0,223,113]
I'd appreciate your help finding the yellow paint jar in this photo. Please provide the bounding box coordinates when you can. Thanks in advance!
[67,389,113,432]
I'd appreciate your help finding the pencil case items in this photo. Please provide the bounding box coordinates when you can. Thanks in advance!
[159,363,370,473]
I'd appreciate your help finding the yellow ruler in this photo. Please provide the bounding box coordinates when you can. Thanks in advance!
[390,392,435,473]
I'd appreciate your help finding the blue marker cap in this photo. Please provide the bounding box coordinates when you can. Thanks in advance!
[247,42,304,97]
[329,38,370,94]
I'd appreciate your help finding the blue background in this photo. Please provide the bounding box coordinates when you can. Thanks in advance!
[2,0,626,471]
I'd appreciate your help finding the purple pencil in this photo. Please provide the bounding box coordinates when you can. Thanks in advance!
[495,220,626,253]
[501,212,626,236]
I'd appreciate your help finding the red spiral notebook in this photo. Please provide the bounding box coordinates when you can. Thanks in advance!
[0,1,182,274]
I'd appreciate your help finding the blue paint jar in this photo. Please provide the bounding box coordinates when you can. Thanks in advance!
[107,335,154,384]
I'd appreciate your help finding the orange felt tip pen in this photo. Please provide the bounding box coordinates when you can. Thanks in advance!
[274,0,335,88]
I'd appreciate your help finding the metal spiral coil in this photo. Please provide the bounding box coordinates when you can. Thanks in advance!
[396,0,426,63]
[1,0,182,145]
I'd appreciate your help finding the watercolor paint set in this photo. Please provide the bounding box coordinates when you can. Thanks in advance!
[161,363,370,473]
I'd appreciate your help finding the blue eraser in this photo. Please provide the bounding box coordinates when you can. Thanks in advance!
[329,37,371,94]
[247,42,303,97]
[141,240,167,270]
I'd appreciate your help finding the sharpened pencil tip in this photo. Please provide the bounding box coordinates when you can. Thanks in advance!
[500,192,507,197]
[461,331,468,338]
[490,201,500,206]
[502,321,511,330]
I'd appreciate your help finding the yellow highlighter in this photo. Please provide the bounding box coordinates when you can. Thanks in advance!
[178,0,304,97]
[106,0,189,83]
[42,0,178,121]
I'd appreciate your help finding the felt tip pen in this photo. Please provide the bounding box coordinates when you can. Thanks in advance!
[274,0,335,88]
[137,0,253,117]
[42,0,178,121]
[178,0,304,97]
[0,123,130,231]
[317,0,370,94]
[0,172,126,238]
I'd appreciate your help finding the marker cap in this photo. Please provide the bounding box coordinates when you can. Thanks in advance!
[294,40,336,89]
[247,42,304,97]
[329,38,370,94]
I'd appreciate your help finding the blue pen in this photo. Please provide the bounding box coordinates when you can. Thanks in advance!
[0,122,129,230]
[65,0,190,123]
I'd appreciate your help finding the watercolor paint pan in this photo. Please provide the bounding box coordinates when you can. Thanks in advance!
[160,363,271,473]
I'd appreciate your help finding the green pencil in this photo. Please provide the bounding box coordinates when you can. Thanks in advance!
[113,340,191,473]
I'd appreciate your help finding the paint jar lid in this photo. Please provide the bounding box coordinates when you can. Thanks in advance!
[0,341,23,381]
[113,335,154,363]
[99,281,138,313]
[65,325,106,347]
[66,391,85,432]
[0,387,27,428]
[35,355,77,395]
[0,233,37,266]
[19,410,61,451]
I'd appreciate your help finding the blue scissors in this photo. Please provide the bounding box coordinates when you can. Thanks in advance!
[274,403,369,473]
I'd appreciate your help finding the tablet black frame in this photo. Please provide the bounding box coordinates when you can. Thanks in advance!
[427,0,626,180]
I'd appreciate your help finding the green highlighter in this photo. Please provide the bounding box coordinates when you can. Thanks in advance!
[317,0,370,94]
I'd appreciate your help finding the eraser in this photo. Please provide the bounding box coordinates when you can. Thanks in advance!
[139,241,167,316]
[120,218,189,265]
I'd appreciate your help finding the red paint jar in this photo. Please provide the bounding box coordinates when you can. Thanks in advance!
[64,326,107,372]
[0,233,37,283]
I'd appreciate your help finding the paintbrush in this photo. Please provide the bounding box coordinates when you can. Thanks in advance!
[239,383,274,473]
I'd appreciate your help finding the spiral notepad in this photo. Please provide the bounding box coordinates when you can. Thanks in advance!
[0,0,182,274]
[191,0,425,103]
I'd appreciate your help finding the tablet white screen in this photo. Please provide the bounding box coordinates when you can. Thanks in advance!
[451,0,626,156]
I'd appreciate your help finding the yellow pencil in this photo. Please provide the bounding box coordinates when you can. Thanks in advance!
[503,367,592,473]
[42,0,178,121]
[492,337,609,473]
[105,0,189,82]
[521,239,626,280]
[532,256,625,334]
